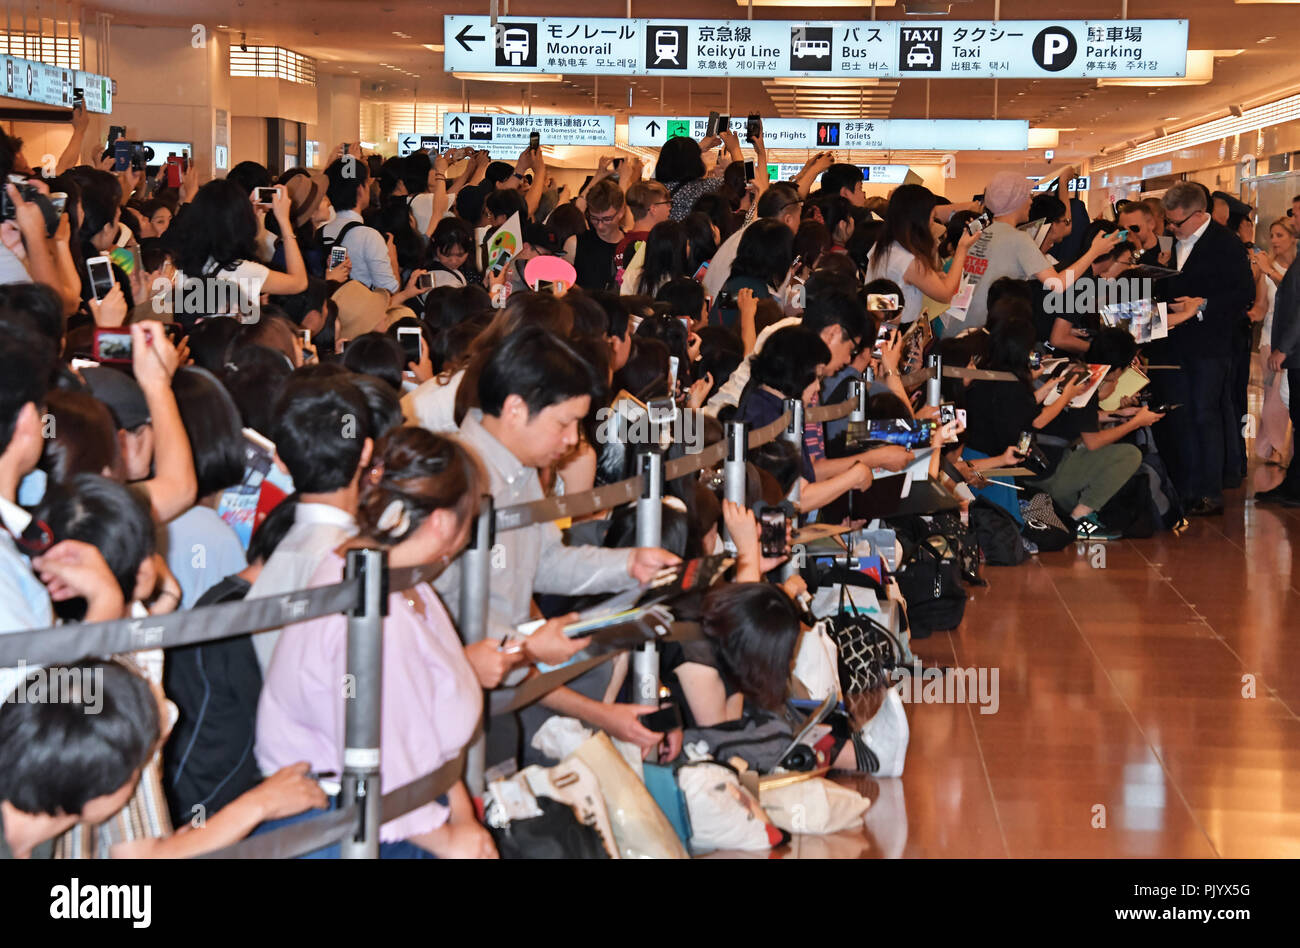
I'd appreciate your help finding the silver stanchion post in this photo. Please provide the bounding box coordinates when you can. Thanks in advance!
[780,398,804,581]
[848,377,868,424]
[722,420,747,552]
[459,496,494,796]
[341,547,387,860]
[633,449,664,761]
[927,353,943,408]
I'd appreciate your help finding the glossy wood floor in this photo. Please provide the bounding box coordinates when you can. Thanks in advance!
[750,419,1300,858]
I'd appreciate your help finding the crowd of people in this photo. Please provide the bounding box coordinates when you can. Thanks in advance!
[0,111,1295,859]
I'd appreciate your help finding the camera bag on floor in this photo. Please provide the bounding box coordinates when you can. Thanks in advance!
[887,517,967,636]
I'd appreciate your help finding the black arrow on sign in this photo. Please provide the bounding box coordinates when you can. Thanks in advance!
[646,120,661,135]
[455,24,485,52]
[449,116,465,132]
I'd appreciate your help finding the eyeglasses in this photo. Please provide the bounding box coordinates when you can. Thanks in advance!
[652,200,672,208]
[588,212,619,224]
[778,200,804,216]
[1167,211,1199,228]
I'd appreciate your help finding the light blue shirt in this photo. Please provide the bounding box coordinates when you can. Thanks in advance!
[322,210,399,293]
[0,496,54,702]
[163,506,248,610]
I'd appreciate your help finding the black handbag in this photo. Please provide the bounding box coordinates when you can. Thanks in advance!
[822,584,906,694]
[488,796,611,859]
[893,530,967,636]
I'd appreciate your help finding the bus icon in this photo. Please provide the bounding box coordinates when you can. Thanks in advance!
[790,27,832,71]
[646,25,687,70]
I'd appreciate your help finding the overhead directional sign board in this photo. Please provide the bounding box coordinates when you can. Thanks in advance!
[445,16,1186,79]
[629,116,1029,151]
[397,133,443,157]
[441,112,616,147]
[767,162,911,184]
[0,56,113,113]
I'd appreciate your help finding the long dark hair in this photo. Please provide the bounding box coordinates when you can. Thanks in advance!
[682,211,717,276]
[871,183,938,266]
[702,582,803,710]
[637,220,689,295]
[732,218,795,289]
[170,178,260,275]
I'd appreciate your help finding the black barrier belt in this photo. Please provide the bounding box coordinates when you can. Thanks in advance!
[380,749,468,822]
[748,412,792,449]
[662,438,728,482]
[900,365,1020,389]
[0,580,360,667]
[488,396,865,533]
[493,474,644,533]
[488,621,704,716]
[806,400,856,424]
[196,802,360,860]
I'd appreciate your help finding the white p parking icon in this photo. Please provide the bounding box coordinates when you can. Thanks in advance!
[1032,27,1078,72]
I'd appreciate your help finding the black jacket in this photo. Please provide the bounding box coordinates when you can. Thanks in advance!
[1154,220,1255,362]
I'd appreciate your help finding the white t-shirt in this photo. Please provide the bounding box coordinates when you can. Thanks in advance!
[402,369,465,434]
[409,192,437,235]
[866,241,925,324]
[174,258,271,322]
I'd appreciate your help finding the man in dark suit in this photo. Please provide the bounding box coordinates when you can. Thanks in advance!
[1153,182,1256,516]
[1257,258,1300,505]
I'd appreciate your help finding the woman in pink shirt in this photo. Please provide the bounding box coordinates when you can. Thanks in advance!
[257,427,516,858]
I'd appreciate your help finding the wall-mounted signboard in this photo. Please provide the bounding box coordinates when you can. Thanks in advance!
[441,112,616,147]
[629,116,1029,151]
[445,16,1187,80]
[397,132,443,157]
[0,56,113,113]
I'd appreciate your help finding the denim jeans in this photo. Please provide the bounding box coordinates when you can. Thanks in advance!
[252,794,441,859]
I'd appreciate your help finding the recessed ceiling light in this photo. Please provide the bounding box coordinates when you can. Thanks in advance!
[1258,35,1277,43]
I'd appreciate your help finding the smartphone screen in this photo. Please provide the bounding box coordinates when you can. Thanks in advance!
[1017,431,1033,456]
[415,273,433,291]
[396,327,423,366]
[668,355,680,393]
[328,245,348,268]
[255,186,277,206]
[746,113,762,142]
[490,248,512,276]
[529,131,540,153]
[93,328,133,363]
[744,160,755,182]
[113,139,131,173]
[86,257,116,301]
[759,509,789,557]
[866,418,933,449]
[706,111,720,138]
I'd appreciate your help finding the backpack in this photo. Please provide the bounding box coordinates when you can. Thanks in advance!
[320,220,363,261]
[970,498,1028,565]
[682,707,794,775]
[1137,453,1185,531]
[1099,470,1157,539]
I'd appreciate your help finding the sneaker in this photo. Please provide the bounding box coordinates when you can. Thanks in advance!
[1075,512,1121,541]
[1021,536,1039,555]
[1257,483,1300,504]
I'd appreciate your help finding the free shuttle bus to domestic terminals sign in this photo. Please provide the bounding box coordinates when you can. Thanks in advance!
[628,116,1029,151]
[444,16,1187,80]
[442,112,616,147]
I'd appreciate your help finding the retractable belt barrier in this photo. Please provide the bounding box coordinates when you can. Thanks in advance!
[0,580,360,668]
[0,394,863,857]
[900,365,1020,390]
